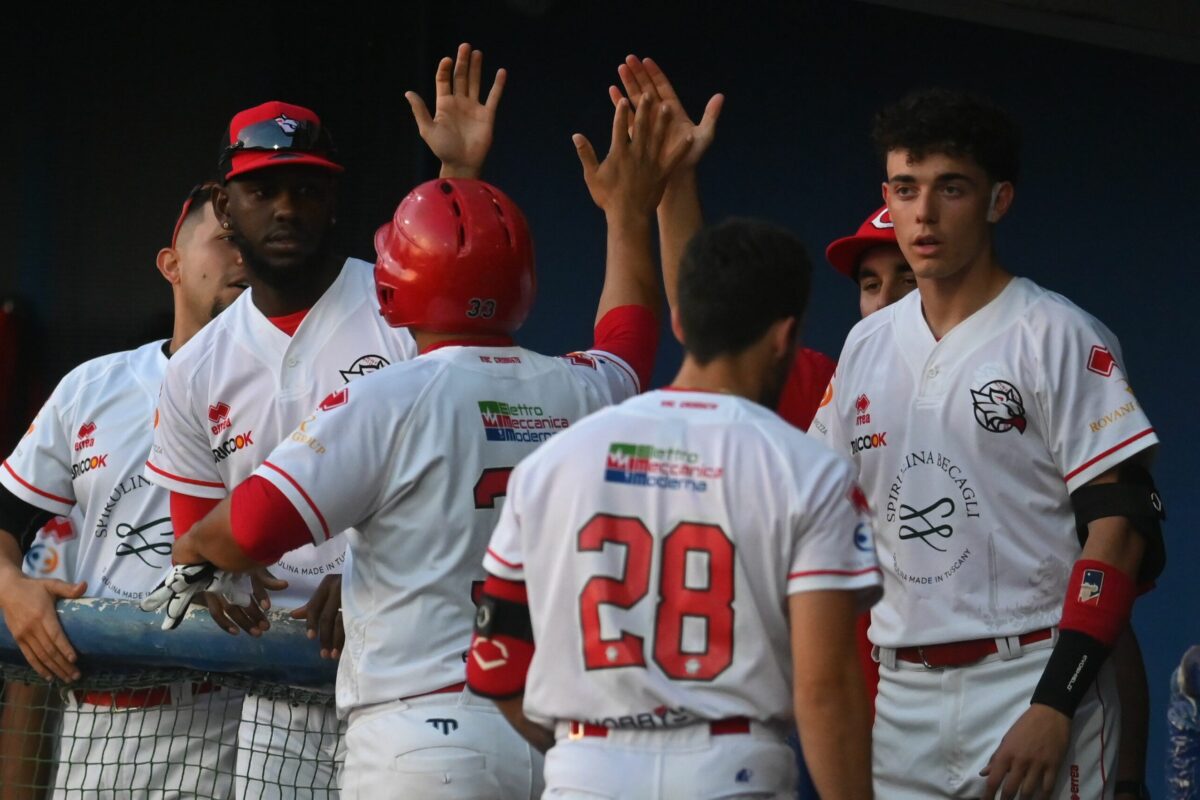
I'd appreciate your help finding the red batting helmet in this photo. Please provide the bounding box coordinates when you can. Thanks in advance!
[374,179,535,335]
[824,206,898,280]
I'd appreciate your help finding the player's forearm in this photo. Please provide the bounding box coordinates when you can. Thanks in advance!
[493,695,555,754]
[794,669,873,799]
[174,502,260,572]
[656,169,703,314]
[594,213,661,325]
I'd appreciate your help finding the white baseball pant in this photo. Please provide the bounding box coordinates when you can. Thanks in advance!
[235,693,344,799]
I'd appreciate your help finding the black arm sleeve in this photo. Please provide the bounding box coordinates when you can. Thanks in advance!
[0,482,56,553]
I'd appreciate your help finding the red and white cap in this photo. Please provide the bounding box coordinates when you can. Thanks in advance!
[824,206,898,279]
[219,101,343,180]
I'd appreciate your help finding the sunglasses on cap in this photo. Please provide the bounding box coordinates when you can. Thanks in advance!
[171,181,220,249]
[219,116,337,172]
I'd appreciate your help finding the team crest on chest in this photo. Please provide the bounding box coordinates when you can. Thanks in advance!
[969,380,1026,434]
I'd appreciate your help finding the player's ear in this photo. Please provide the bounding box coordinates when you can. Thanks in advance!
[212,184,232,228]
[769,316,797,360]
[669,307,685,346]
[156,248,182,286]
[987,181,1015,224]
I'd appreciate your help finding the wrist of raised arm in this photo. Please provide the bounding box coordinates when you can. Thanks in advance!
[439,163,481,180]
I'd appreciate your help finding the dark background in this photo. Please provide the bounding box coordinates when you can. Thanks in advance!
[3,2,1198,793]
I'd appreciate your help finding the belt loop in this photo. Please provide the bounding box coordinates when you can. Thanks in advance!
[875,645,897,670]
[996,635,1021,661]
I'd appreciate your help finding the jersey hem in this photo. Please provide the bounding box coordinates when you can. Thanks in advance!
[143,460,228,497]
[0,461,74,514]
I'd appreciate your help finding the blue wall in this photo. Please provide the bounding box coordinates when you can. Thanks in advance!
[4,3,1197,794]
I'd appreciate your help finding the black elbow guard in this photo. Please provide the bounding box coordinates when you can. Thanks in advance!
[1070,461,1165,583]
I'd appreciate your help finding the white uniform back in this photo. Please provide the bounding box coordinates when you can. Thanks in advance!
[3,340,173,598]
[145,259,417,608]
[484,389,881,730]
[809,277,1158,648]
[252,344,639,713]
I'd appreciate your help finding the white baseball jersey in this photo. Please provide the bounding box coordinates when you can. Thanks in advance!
[809,277,1157,648]
[484,389,882,730]
[248,344,639,713]
[145,258,417,608]
[2,340,174,599]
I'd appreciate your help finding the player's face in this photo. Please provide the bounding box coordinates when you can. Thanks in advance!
[218,166,337,288]
[857,244,916,318]
[176,203,247,321]
[882,150,998,282]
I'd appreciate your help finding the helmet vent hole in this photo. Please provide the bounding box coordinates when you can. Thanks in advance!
[439,182,454,194]
[458,224,466,249]
[450,200,462,218]
[491,198,505,218]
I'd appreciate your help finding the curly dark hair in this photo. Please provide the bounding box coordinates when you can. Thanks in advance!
[872,88,1021,184]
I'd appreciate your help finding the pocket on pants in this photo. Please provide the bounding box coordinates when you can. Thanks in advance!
[389,746,503,799]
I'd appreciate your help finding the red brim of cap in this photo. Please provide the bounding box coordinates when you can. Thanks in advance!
[825,232,898,279]
[225,150,345,181]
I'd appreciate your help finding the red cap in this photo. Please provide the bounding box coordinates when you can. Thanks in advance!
[825,206,898,279]
[220,101,344,181]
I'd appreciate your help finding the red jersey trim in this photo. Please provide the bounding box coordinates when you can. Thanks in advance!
[485,547,523,570]
[144,460,226,489]
[267,308,309,337]
[262,461,330,542]
[421,336,515,355]
[662,386,728,395]
[2,460,73,506]
[788,566,882,580]
[593,351,639,391]
[1062,428,1156,483]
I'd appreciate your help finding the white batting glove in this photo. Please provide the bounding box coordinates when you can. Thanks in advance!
[141,563,221,631]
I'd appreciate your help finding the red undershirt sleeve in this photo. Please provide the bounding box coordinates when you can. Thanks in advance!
[592,305,659,390]
[229,476,313,566]
[170,492,220,540]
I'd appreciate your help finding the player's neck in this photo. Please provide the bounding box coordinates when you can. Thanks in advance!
[672,354,769,405]
[917,253,1012,340]
[412,330,516,354]
[167,294,204,355]
[249,253,344,318]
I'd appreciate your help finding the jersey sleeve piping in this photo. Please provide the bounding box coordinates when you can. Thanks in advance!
[484,547,522,570]
[788,566,882,579]
[144,460,227,490]
[1062,427,1157,490]
[1,460,74,512]
[261,460,331,542]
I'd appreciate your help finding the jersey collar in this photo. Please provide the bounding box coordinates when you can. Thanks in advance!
[420,336,516,355]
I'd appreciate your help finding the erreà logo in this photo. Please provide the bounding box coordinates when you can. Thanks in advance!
[969,380,1027,434]
[212,431,254,463]
[209,402,232,436]
[75,421,97,452]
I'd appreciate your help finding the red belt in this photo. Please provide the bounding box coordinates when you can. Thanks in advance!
[567,716,752,739]
[895,628,1055,669]
[75,681,217,709]
[401,681,466,702]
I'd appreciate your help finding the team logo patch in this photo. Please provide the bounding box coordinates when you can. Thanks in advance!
[274,114,299,135]
[477,401,568,443]
[849,485,870,514]
[970,380,1027,434]
[339,354,389,383]
[818,379,833,409]
[77,421,96,439]
[560,352,597,370]
[603,443,723,493]
[24,543,59,575]
[1087,345,1116,377]
[319,389,349,411]
[1078,569,1104,604]
[854,522,873,552]
[41,516,75,543]
[870,207,893,229]
[855,393,871,426]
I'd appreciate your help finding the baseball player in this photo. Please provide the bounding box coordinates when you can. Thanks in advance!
[0,181,246,798]
[153,84,686,798]
[468,218,880,799]
[810,88,1164,799]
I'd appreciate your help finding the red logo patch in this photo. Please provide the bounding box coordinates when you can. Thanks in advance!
[42,516,75,543]
[848,485,871,514]
[77,421,96,439]
[855,394,870,414]
[1087,345,1116,377]
[319,389,349,411]
[208,402,231,423]
[471,637,510,671]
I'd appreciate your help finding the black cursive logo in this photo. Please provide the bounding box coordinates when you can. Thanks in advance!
[113,518,173,567]
[897,498,955,552]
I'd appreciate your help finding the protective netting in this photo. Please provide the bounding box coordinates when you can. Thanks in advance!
[0,661,342,799]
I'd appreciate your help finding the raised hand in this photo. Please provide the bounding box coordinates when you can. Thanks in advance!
[574,97,691,221]
[610,55,723,173]
[405,42,507,179]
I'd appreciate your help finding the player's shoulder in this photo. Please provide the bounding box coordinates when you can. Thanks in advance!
[1012,277,1121,346]
[839,291,908,357]
[50,341,165,408]
[330,352,452,413]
